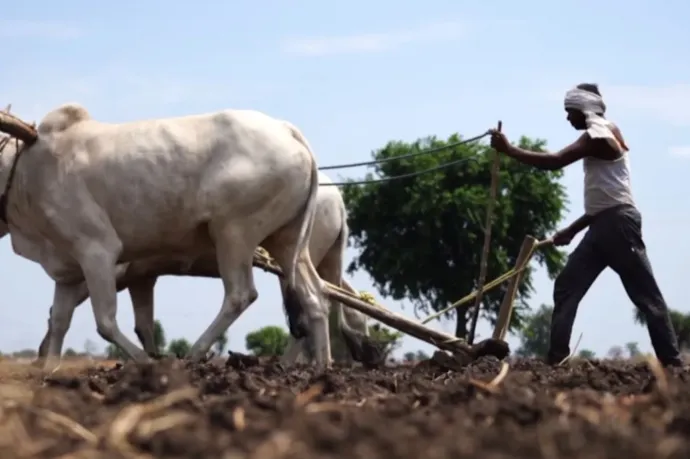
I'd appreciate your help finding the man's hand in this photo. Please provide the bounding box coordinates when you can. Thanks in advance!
[552,228,575,246]
[489,129,511,154]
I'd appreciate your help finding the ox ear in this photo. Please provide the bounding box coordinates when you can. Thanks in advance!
[0,109,37,144]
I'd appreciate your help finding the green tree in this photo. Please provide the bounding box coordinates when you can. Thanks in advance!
[106,319,167,361]
[153,320,167,354]
[245,326,289,357]
[13,349,37,359]
[577,349,596,359]
[63,348,78,358]
[167,338,191,358]
[633,308,690,350]
[607,345,624,359]
[625,341,640,358]
[342,134,567,338]
[367,323,403,360]
[404,350,431,362]
[105,343,126,360]
[515,304,553,358]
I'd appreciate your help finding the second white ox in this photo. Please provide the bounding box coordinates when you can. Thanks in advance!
[29,171,375,364]
[0,104,343,370]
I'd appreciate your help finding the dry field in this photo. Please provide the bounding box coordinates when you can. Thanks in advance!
[0,353,688,458]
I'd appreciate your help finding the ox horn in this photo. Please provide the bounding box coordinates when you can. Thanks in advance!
[0,110,38,144]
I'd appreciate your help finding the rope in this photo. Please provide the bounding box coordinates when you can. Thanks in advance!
[320,131,491,187]
[320,155,479,186]
[421,238,552,325]
[318,131,490,171]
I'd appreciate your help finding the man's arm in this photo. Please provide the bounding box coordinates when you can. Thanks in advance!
[503,133,591,171]
[563,214,593,236]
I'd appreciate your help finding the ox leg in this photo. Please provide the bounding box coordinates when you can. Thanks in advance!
[278,278,310,365]
[37,262,134,364]
[129,277,160,357]
[77,245,149,364]
[265,244,331,368]
[42,282,92,372]
[281,336,308,365]
[35,280,91,366]
[318,246,383,366]
[188,231,258,360]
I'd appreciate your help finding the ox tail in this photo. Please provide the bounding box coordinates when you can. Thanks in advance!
[282,121,320,288]
[279,121,321,340]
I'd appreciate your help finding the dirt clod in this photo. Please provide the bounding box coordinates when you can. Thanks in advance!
[0,355,688,458]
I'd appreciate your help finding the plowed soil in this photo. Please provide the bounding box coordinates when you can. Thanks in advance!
[0,353,688,459]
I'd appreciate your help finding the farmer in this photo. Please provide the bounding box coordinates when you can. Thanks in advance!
[489,83,683,367]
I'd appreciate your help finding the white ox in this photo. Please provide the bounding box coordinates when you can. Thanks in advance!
[0,104,340,371]
[27,171,374,364]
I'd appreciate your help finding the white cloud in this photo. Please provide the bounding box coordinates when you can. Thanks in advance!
[281,20,467,57]
[668,146,690,158]
[0,19,82,39]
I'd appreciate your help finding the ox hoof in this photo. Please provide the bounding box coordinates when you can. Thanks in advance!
[342,329,387,368]
[287,319,309,340]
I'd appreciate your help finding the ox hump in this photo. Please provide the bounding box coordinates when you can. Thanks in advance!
[37,103,91,136]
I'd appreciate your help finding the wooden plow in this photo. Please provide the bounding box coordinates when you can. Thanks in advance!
[251,121,555,367]
[252,234,551,366]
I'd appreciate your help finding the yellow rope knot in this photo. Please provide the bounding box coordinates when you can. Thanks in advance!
[255,246,270,259]
[359,291,376,305]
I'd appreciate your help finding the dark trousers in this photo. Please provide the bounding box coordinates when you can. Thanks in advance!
[548,204,682,366]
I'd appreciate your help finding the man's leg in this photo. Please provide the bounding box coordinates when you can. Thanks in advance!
[548,232,606,364]
[606,209,682,366]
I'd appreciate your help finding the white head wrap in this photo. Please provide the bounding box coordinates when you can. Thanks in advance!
[564,87,606,116]
[563,87,627,152]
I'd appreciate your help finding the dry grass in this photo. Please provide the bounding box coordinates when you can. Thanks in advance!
[0,359,197,459]
[0,359,119,384]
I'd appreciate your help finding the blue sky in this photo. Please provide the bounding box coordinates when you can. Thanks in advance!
[1,0,689,359]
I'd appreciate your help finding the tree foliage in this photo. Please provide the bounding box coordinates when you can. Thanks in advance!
[403,350,431,362]
[153,320,167,354]
[167,338,191,358]
[245,326,289,357]
[63,348,79,358]
[515,304,553,358]
[106,319,168,360]
[607,345,624,359]
[341,134,567,337]
[625,341,640,358]
[633,308,690,350]
[577,349,596,359]
[213,332,229,356]
[328,308,404,362]
[367,323,403,360]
